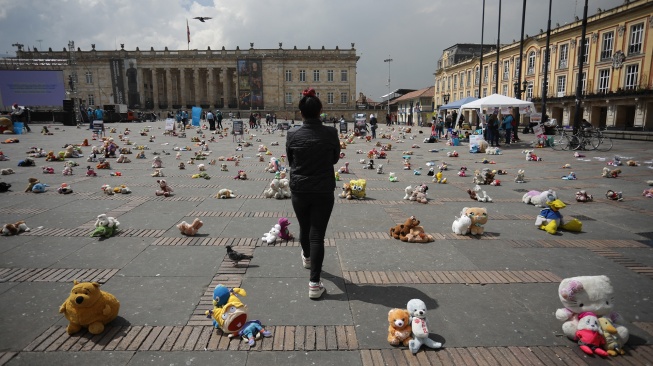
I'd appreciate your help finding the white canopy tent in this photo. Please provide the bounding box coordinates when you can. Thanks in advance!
[455,94,535,126]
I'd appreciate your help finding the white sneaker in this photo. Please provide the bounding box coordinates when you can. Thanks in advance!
[309,281,325,299]
[301,251,311,269]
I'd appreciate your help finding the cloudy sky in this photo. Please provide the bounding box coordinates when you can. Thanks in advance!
[0,0,623,102]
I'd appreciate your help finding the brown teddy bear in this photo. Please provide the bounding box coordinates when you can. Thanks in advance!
[155,179,173,197]
[404,226,435,243]
[387,308,412,346]
[339,183,353,200]
[390,216,420,241]
[59,280,120,335]
[466,207,488,235]
[177,218,203,236]
[25,177,39,192]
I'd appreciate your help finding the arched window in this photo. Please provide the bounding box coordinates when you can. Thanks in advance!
[527,51,536,75]
[475,67,480,84]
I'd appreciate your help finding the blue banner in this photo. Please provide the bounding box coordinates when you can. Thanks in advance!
[191,107,201,126]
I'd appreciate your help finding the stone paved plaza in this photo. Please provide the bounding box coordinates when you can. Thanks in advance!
[0,120,652,365]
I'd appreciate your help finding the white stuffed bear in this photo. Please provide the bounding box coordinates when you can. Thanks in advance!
[403,185,413,200]
[452,208,473,235]
[522,189,557,207]
[261,225,281,245]
[277,178,291,199]
[95,214,119,228]
[555,275,629,343]
[406,299,442,354]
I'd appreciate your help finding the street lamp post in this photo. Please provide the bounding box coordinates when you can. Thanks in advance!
[384,57,393,118]
[442,93,451,122]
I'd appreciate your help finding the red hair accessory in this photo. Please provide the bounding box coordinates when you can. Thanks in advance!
[302,88,316,97]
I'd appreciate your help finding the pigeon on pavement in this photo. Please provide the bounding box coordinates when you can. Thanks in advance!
[226,245,253,266]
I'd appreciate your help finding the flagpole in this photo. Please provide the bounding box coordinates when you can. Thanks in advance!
[187,19,190,50]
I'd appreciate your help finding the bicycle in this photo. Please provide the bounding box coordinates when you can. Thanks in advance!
[592,128,613,151]
[549,125,575,151]
[568,128,601,151]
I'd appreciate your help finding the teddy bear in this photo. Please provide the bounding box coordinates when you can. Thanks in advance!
[59,280,120,335]
[177,218,203,236]
[522,189,557,207]
[406,298,442,353]
[2,220,30,236]
[151,155,162,169]
[598,316,626,356]
[602,167,621,178]
[387,308,412,346]
[409,184,429,204]
[482,168,495,185]
[576,190,593,202]
[63,145,78,158]
[1,168,14,175]
[472,169,485,185]
[91,213,120,237]
[555,275,629,343]
[136,150,146,159]
[340,182,353,200]
[390,216,420,241]
[216,188,235,199]
[96,160,110,169]
[575,312,609,357]
[115,154,131,163]
[261,225,280,245]
[234,170,248,180]
[155,179,173,197]
[404,225,434,243]
[24,177,39,193]
[534,199,582,235]
[151,169,164,177]
[452,207,488,235]
[514,169,526,183]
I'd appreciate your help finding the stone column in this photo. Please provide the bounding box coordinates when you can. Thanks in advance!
[151,68,159,108]
[179,68,186,106]
[165,68,172,106]
[222,67,230,107]
[137,67,144,108]
[193,68,200,106]
[207,68,215,107]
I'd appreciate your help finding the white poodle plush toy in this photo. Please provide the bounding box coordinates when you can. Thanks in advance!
[261,225,280,245]
[406,298,442,354]
[452,208,473,235]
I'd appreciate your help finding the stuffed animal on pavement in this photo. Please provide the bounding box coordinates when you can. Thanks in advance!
[152,155,162,168]
[277,217,293,241]
[525,150,542,161]
[233,170,248,180]
[472,169,485,185]
[404,225,434,243]
[452,207,488,235]
[32,182,48,193]
[514,169,526,183]
[409,184,428,204]
[407,299,442,354]
[643,188,653,198]
[433,169,447,184]
[204,289,271,346]
[57,183,73,194]
[25,177,39,192]
[216,188,235,199]
[473,185,492,202]
[534,199,582,235]
[602,167,621,178]
[452,210,473,235]
[522,189,557,207]
[575,312,609,357]
[96,160,110,169]
[90,214,120,238]
[598,316,625,356]
[390,216,420,241]
[261,225,280,245]
[0,182,11,193]
[155,179,173,197]
[605,190,623,201]
[151,169,164,177]
[387,308,412,346]
[1,168,14,175]
[458,166,467,177]
[59,280,120,335]
[2,221,30,236]
[177,218,203,236]
[115,154,131,163]
[42,166,54,174]
[556,275,629,343]
[576,190,593,202]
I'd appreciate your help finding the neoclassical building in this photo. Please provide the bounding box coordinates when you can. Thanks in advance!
[434,0,653,130]
[8,43,359,116]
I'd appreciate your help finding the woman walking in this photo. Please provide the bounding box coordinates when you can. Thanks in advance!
[286,88,341,299]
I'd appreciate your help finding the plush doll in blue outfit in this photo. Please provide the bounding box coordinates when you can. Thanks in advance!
[534,199,582,234]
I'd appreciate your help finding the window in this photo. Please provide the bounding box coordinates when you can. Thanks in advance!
[87,94,95,106]
[582,38,590,64]
[527,51,535,75]
[503,60,509,80]
[474,89,480,98]
[514,57,521,78]
[557,75,566,96]
[492,63,497,82]
[502,84,508,96]
[436,78,439,92]
[453,75,458,90]
[467,91,471,97]
[525,82,533,99]
[285,70,292,82]
[285,92,293,104]
[625,64,639,90]
[482,88,487,97]
[327,70,334,82]
[492,86,496,94]
[327,92,334,104]
[340,92,348,104]
[483,66,488,83]
[628,23,644,54]
[340,70,348,82]
[475,67,480,85]
[541,49,551,72]
[85,71,93,84]
[600,31,613,60]
[581,71,587,94]
[598,69,610,93]
[447,76,451,90]
[467,70,471,86]
[459,73,464,87]
[313,70,320,82]
[558,44,568,69]
[299,70,306,82]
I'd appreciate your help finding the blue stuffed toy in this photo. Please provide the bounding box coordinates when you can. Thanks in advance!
[238,320,272,346]
[32,183,49,193]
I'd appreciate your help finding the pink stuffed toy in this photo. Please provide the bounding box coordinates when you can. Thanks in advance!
[155,179,173,197]
[177,218,203,236]
[277,217,293,241]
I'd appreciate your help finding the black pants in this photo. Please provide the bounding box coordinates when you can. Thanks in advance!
[291,192,335,283]
[208,119,215,130]
[217,120,223,129]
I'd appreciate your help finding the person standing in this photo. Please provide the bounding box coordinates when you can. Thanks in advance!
[286,88,340,300]
[216,110,223,130]
[11,103,31,132]
[87,108,94,129]
[386,113,391,126]
[369,113,378,139]
[206,110,215,131]
[487,113,500,147]
[93,106,103,124]
[501,113,513,146]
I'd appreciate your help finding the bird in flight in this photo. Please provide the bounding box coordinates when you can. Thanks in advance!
[193,17,212,22]
[226,245,253,266]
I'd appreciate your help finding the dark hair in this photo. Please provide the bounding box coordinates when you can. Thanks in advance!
[298,88,322,119]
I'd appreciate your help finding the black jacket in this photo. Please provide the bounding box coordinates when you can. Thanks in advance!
[286,119,340,193]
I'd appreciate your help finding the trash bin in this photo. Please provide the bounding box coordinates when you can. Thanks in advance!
[13,122,24,135]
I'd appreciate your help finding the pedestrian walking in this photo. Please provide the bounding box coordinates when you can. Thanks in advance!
[206,110,215,131]
[369,113,378,139]
[286,88,340,299]
[501,113,513,146]
[216,110,223,130]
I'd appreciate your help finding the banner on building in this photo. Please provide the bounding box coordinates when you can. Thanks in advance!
[124,59,140,109]
[237,59,264,109]
[191,106,202,126]
[109,59,125,104]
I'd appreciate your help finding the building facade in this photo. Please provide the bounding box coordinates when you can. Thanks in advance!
[392,86,435,126]
[434,0,653,130]
[5,44,359,117]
